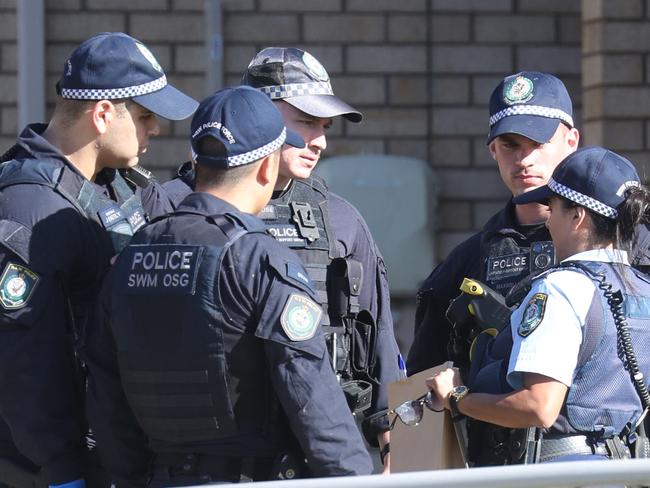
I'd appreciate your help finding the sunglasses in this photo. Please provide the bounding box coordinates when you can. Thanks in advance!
[388,391,443,430]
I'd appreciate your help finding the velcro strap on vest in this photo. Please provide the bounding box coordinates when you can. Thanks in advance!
[0,220,32,263]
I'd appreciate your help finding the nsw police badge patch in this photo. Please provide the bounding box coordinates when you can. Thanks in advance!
[518,292,547,337]
[504,75,534,105]
[0,263,39,310]
[280,293,322,341]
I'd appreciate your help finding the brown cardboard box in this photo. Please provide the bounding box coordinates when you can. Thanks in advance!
[388,363,468,472]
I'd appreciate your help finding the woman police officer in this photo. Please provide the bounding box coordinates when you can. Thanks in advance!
[427,146,650,463]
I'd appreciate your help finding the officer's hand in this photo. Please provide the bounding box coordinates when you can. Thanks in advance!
[425,366,462,411]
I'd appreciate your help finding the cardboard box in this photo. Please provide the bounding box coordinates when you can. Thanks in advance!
[388,363,468,472]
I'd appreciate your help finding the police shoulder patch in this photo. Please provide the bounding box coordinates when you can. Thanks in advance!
[280,293,322,341]
[518,292,547,337]
[0,262,39,310]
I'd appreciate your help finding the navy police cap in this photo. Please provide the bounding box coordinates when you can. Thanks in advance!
[57,32,198,121]
[487,71,573,145]
[242,47,363,123]
[513,146,641,219]
[191,85,304,169]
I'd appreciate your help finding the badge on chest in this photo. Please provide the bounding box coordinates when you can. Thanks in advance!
[485,241,555,293]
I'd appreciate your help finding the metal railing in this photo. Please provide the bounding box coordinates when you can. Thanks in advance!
[227,459,650,488]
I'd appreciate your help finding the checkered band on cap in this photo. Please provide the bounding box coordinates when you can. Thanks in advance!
[228,127,286,167]
[259,81,333,100]
[193,128,288,168]
[489,104,574,128]
[549,177,618,218]
[60,75,167,100]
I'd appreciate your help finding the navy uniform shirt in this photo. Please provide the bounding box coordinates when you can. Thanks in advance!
[85,192,373,485]
[163,163,403,444]
[407,201,549,376]
[0,124,172,483]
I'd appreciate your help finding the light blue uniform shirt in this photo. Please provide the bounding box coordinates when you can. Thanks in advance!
[507,249,629,389]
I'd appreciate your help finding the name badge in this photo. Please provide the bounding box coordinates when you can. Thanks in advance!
[266,224,306,247]
[98,204,127,229]
[125,207,146,231]
[121,245,202,295]
[486,251,529,292]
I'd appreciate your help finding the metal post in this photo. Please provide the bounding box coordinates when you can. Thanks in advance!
[204,0,223,94]
[17,0,45,131]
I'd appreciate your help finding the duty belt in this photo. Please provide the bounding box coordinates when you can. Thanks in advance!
[153,452,275,482]
[538,435,609,462]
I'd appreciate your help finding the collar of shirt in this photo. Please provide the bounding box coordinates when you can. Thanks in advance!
[270,178,295,203]
[17,123,66,161]
[562,248,630,265]
[177,191,242,217]
[16,123,114,195]
[483,198,547,240]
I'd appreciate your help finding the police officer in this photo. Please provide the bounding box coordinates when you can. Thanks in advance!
[164,47,402,471]
[85,86,373,487]
[407,72,580,376]
[0,32,197,487]
[427,146,650,463]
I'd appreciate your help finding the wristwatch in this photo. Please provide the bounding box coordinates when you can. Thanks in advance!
[449,385,469,421]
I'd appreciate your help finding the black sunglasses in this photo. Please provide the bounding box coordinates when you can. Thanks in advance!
[388,391,443,430]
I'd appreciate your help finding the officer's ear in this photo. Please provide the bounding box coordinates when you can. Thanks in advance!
[573,205,588,230]
[564,126,580,152]
[91,100,117,135]
[256,150,280,187]
[488,140,498,161]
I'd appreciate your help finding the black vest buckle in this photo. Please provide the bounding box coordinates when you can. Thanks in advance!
[290,202,319,242]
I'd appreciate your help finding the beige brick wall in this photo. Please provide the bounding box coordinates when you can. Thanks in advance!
[582,0,650,183]
[430,0,582,258]
[8,1,649,270]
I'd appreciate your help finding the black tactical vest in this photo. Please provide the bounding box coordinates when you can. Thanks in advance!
[479,230,555,296]
[261,176,374,414]
[0,156,146,254]
[110,211,291,452]
[261,175,339,323]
